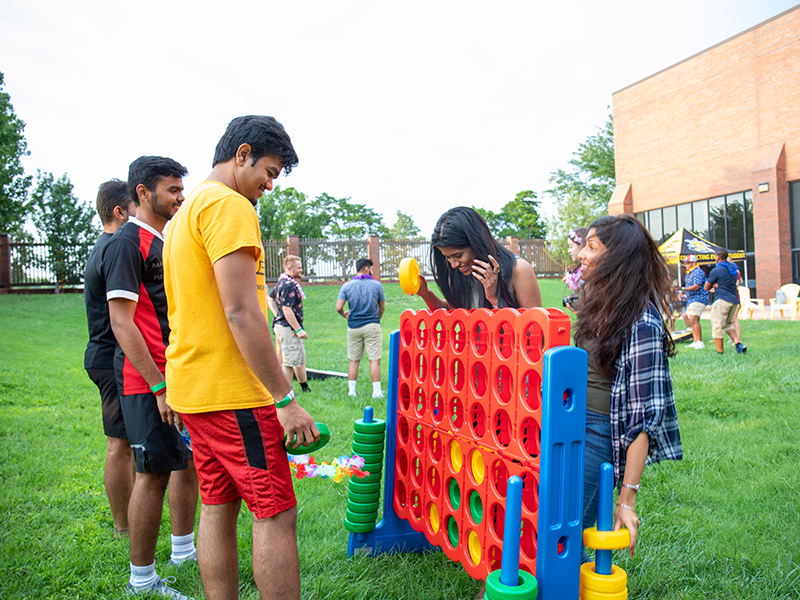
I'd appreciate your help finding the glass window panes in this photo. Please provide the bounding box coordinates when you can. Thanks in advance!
[677,203,693,232]
[635,212,647,228]
[708,196,725,245]
[746,253,756,288]
[726,193,745,252]
[648,209,662,243]
[693,200,709,239]
[745,191,754,253]
[791,181,800,249]
[662,205,677,242]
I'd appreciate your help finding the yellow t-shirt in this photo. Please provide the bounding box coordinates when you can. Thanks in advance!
[163,180,273,413]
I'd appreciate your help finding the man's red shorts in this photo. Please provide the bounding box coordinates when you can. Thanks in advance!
[181,405,296,520]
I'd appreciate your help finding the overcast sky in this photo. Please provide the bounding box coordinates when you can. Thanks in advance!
[1,0,797,236]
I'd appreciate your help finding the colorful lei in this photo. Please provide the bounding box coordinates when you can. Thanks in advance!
[287,453,370,482]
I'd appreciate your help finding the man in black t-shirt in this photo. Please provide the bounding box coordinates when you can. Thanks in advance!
[705,249,747,355]
[84,179,136,538]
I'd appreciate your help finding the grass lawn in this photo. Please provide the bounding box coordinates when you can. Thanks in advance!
[1,279,799,599]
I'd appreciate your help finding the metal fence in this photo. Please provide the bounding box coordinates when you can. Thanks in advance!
[263,239,285,282]
[298,238,370,281]
[380,239,432,279]
[1,235,563,292]
[9,241,94,289]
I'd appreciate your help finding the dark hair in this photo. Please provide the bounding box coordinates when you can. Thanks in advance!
[356,258,373,272]
[96,179,131,225]
[430,206,518,309]
[212,115,299,174]
[716,249,728,261]
[574,214,676,377]
[127,156,188,207]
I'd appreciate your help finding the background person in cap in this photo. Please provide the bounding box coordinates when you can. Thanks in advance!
[678,255,709,349]
[335,258,386,398]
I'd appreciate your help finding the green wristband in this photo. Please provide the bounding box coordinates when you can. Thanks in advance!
[275,389,295,408]
[150,381,166,394]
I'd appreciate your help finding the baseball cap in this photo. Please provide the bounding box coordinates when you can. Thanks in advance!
[683,255,697,263]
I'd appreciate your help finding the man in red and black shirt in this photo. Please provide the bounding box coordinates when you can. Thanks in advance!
[103,156,198,599]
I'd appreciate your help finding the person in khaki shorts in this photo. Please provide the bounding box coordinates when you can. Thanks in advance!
[336,258,386,398]
[678,255,709,349]
[271,255,311,392]
[704,249,747,355]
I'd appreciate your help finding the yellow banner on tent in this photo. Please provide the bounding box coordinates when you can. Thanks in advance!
[658,228,745,265]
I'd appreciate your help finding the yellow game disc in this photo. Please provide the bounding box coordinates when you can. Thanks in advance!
[582,526,631,550]
[580,562,627,593]
[399,257,421,295]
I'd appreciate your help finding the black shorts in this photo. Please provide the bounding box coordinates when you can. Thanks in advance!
[86,368,127,439]
[120,392,190,474]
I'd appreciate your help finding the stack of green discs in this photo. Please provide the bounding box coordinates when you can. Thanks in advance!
[344,417,386,533]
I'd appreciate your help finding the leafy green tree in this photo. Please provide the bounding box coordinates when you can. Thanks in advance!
[474,190,547,240]
[258,185,327,240]
[29,171,99,290]
[386,210,421,239]
[0,72,32,236]
[545,115,615,266]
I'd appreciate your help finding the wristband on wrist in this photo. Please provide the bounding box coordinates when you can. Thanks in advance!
[618,502,635,512]
[622,482,640,492]
[150,381,166,396]
[294,327,304,335]
[275,389,295,408]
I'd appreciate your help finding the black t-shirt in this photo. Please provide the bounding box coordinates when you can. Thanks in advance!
[102,218,170,395]
[706,263,739,305]
[270,276,304,329]
[84,232,116,370]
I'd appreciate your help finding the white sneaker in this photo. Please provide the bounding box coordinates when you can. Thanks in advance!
[372,391,384,399]
[693,341,705,349]
[348,392,357,398]
[686,341,697,348]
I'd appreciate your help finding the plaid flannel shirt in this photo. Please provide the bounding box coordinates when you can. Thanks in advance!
[610,302,683,483]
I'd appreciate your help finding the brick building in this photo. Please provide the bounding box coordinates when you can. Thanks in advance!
[608,4,800,297]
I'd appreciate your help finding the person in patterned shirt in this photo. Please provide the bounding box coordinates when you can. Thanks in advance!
[270,255,311,392]
[679,255,709,349]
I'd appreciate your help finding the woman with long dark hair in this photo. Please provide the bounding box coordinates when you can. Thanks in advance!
[575,214,682,559]
[415,207,542,309]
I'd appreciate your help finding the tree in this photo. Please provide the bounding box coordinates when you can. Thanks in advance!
[545,115,615,266]
[258,185,328,240]
[0,72,32,236]
[474,190,547,240]
[386,210,421,239]
[29,171,99,290]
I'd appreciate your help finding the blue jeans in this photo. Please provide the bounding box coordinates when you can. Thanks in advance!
[582,410,612,564]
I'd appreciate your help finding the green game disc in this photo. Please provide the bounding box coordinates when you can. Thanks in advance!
[354,418,386,434]
[345,509,378,523]
[353,431,385,444]
[344,518,376,533]
[352,441,385,455]
[347,499,380,513]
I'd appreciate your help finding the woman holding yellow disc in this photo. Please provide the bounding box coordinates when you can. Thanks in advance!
[415,207,542,310]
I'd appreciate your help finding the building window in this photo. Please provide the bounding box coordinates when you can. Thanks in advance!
[693,200,709,239]
[791,181,800,284]
[639,190,756,287]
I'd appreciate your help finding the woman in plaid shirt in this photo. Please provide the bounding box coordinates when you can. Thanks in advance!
[575,214,683,560]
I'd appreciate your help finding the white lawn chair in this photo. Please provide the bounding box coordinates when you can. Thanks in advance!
[738,286,765,320]
[769,283,800,319]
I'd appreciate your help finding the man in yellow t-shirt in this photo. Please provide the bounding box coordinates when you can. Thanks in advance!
[163,115,319,600]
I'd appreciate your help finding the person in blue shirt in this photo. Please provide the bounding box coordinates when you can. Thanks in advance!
[704,250,746,354]
[336,258,386,398]
[679,255,710,349]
